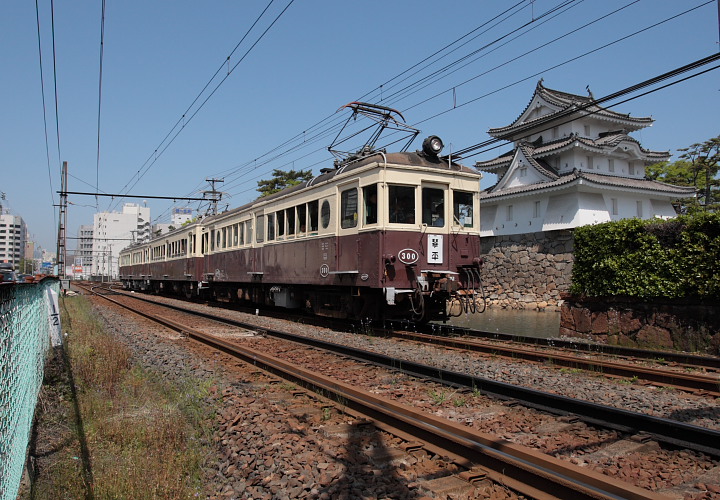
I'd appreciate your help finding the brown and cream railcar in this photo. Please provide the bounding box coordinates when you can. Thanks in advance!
[119,145,484,322]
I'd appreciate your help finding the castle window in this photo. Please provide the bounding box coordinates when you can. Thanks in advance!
[608,159,615,172]
[629,162,636,175]
[586,156,593,169]
[636,201,643,217]
[611,198,618,215]
[584,125,590,136]
[506,205,513,221]
[533,201,541,218]
[519,167,527,177]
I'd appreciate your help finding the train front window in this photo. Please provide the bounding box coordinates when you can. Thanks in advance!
[422,187,445,227]
[363,184,377,225]
[453,190,474,227]
[341,188,358,229]
[389,185,415,224]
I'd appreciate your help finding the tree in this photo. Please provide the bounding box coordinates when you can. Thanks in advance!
[646,135,720,213]
[257,168,314,197]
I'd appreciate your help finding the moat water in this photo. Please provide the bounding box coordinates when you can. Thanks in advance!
[438,307,561,339]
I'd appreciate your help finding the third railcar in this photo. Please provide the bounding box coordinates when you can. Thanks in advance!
[119,138,484,322]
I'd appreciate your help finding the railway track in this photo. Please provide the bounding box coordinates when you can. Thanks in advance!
[79,283,682,500]
[81,284,720,458]
[97,283,720,398]
[412,321,720,372]
[382,330,720,397]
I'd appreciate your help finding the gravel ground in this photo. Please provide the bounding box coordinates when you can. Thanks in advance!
[141,295,720,431]
[86,292,720,499]
[89,296,523,499]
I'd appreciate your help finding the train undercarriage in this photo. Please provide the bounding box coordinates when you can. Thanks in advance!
[121,275,484,323]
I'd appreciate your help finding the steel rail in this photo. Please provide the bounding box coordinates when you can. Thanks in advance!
[385,330,720,396]
[85,286,720,458]
[83,287,671,500]
[412,322,720,371]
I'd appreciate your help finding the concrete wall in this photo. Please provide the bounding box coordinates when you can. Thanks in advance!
[480,229,574,311]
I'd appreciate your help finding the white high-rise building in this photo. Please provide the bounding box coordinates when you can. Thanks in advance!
[0,213,27,269]
[91,203,150,278]
[75,224,94,279]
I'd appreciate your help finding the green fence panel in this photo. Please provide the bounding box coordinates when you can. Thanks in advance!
[0,279,59,500]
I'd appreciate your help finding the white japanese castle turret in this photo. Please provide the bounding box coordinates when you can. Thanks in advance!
[475,80,695,237]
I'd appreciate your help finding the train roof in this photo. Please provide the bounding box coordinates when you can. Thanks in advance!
[121,149,480,252]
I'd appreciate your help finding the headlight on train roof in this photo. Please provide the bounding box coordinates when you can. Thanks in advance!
[422,135,444,156]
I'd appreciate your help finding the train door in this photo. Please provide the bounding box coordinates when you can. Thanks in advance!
[252,213,264,275]
[336,184,360,273]
[421,184,448,268]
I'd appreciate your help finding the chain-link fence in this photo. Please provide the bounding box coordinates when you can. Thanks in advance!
[0,279,60,500]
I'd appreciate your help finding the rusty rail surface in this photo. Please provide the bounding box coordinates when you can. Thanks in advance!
[84,287,670,500]
[386,330,720,397]
[79,284,720,458]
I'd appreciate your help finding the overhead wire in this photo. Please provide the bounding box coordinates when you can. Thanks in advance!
[212,0,651,198]
[49,0,61,170]
[95,0,106,209]
[408,0,715,132]
[455,53,720,160]
[114,0,278,207]
[164,0,541,208]
[207,0,614,193]
[109,0,294,213]
[151,1,713,223]
[34,0,57,229]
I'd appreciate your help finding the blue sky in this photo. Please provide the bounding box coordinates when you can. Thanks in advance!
[1,0,718,252]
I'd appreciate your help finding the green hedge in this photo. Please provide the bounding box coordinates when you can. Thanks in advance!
[570,212,720,299]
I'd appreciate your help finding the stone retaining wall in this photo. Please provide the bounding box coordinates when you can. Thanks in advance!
[560,296,720,354]
[479,230,574,311]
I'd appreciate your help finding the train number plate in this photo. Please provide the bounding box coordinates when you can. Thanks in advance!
[398,248,419,265]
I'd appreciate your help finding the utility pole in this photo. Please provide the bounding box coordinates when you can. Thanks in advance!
[203,178,224,216]
[56,161,68,278]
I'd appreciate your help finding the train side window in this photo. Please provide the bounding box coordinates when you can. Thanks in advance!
[363,184,377,225]
[341,188,358,229]
[453,190,474,227]
[286,207,296,236]
[256,215,265,243]
[210,230,215,251]
[422,187,445,227]
[321,200,330,229]
[297,204,306,234]
[275,210,285,239]
[309,200,319,232]
[239,222,245,245]
[267,213,275,241]
[245,221,253,244]
[233,224,239,246]
[389,185,415,224]
[222,228,227,248]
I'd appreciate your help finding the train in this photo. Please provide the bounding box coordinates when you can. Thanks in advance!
[119,104,485,323]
